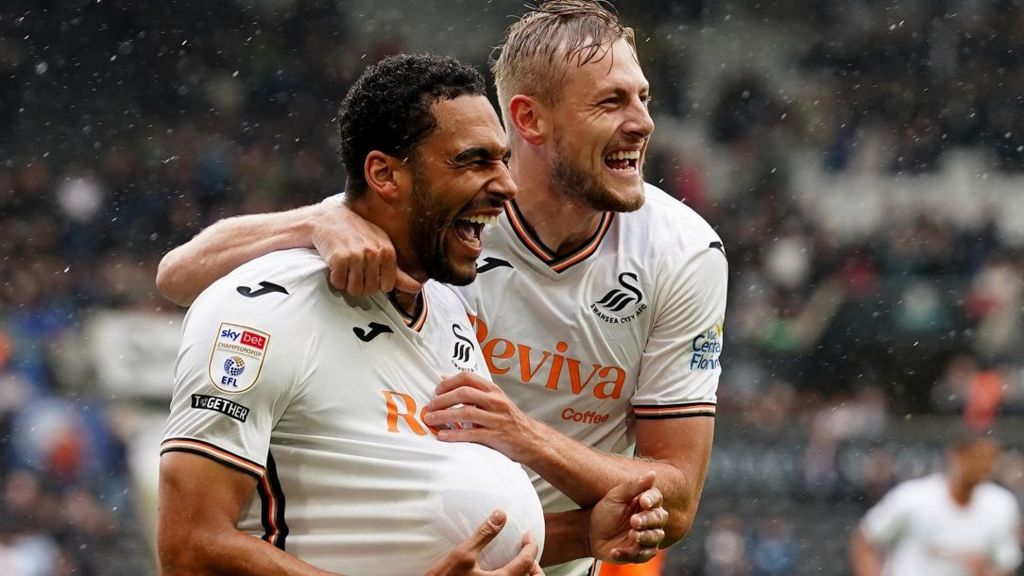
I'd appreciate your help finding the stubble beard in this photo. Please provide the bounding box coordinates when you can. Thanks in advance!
[408,167,476,287]
[549,134,645,213]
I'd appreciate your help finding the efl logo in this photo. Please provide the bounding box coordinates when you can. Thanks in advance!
[241,331,266,350]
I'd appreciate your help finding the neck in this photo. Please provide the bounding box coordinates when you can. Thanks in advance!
[508,152,605,256]
[947,475,976,506]
[389,289,421,317]
[345,194,428,287]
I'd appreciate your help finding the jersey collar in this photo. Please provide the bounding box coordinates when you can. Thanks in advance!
[503,199,614,273]
[369,290,429,334]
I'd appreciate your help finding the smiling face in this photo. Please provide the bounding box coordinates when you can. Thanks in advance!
[404,95,515,285]
[545,37,654,212]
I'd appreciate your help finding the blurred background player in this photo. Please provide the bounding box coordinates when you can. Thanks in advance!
[849,431,1022,576]
[156,2,725,574]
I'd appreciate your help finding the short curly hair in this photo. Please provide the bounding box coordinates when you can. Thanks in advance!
[337,54,487,197]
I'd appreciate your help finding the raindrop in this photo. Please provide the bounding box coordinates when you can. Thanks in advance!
[34,62,48,75]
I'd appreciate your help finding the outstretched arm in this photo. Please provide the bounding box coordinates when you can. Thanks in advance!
[425,377,711,546]
[156,202,419,306]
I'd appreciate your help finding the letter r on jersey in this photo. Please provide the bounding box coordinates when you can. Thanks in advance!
[383,391,429,436]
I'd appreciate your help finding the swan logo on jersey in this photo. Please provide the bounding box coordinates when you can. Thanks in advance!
[591,272,647,324]
[451,324,479,372]
[689,321,723,371]
[209,322,269,394]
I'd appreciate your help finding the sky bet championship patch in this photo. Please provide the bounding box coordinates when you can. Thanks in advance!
[209,322,270,394]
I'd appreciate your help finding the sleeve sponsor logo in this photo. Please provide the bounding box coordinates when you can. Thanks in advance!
[191,394,250,422]
[209,322,270,393]
[689,321,723,371]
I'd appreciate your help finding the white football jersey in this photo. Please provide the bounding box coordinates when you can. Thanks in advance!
[861,473,1022,576]
[161,248,544,575]
[459,183,728,576]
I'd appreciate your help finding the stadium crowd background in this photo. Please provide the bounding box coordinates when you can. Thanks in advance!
[1,0,1023,574]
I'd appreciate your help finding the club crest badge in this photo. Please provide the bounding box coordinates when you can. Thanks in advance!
[209,322,270,393]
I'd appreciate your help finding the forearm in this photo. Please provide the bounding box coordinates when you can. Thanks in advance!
[157,204,323,306]
[521,423,693,544]
[160,527,339,576]
[539,510,590,566]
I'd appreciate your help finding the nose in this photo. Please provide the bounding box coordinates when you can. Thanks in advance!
[487,161,518,201]
[625,96,655,140]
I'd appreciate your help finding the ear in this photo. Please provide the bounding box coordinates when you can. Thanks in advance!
[363,151,408,202]
[508,95,547,146]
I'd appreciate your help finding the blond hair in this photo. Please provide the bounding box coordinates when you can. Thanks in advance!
[491,1,636,120]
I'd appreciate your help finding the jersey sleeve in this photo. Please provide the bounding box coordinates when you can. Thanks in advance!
[860,483,913,546]
[633,241,728,418]
[160,252,318,478]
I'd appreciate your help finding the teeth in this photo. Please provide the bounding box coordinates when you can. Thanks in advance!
[605,150,641,161]
[460,214,499,226]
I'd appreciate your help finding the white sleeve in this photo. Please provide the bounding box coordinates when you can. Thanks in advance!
[160,260,315,478]
[633,243,727,418]
[860,485,913,546]
[990,495,1022,571]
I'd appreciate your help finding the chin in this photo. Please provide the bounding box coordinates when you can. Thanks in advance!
[590,183,645,213]
[431,263,477,286]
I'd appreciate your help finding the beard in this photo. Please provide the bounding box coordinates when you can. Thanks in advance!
[407,166,477,287]
[549,133,645,213]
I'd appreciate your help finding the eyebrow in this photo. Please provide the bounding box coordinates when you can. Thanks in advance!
[452,146,510,164]
[596,85,651,100]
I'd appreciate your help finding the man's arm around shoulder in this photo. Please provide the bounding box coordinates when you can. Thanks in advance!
[156,202,420,306]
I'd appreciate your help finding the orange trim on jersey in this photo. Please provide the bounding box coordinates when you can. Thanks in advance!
[257,452,288,550]
[633,402,717,419]
[551,212,614,272]
[504,200,614,273]
[259,474,281,544]
[160,437,265,478]
[407,291,429,332]
[390,291,429,332]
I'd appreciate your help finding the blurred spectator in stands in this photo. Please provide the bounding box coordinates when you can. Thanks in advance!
[749,519,797,576]
[702,514,750,576]
[966,254,1024,360]
[0,512,60,576]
